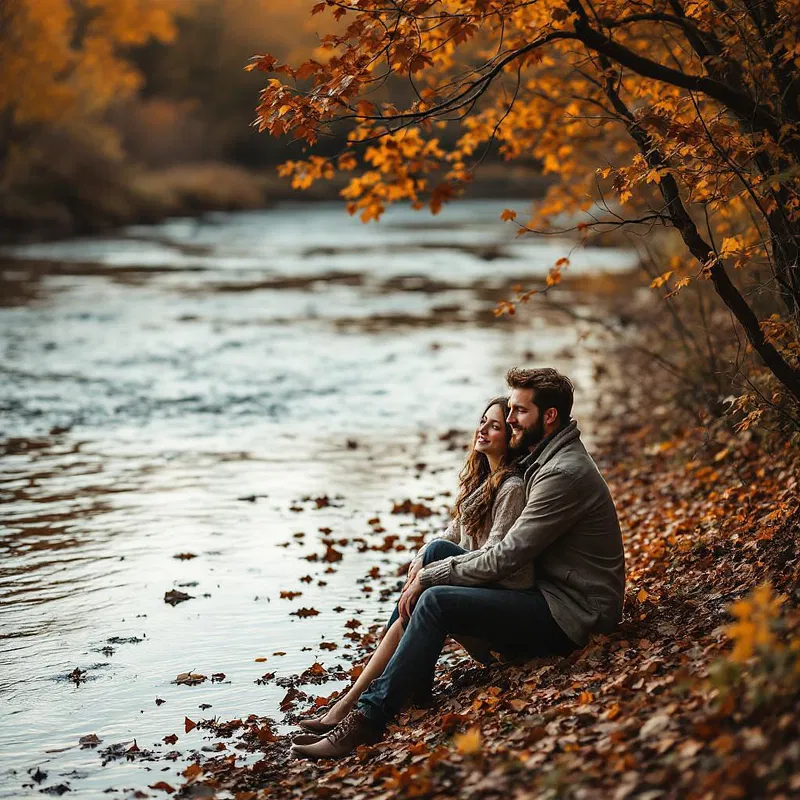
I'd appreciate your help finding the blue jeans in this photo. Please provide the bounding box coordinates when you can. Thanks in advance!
[358,539,577,726]
[384,539,470,631]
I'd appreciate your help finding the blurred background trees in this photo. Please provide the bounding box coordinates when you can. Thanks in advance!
[0,0,323,239]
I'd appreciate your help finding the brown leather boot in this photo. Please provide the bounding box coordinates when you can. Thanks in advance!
[291,710,383,759]
[297,710,337,735]
[291,731,324,745]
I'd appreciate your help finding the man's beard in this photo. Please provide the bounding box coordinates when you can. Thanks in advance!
[512,416,546,450]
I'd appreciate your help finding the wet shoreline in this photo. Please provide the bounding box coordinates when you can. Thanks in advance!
[1,200,636,797]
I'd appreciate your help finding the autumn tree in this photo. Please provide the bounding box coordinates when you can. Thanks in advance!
[0,0,182,127]
[251,0,800,426]
[0,0,184,190]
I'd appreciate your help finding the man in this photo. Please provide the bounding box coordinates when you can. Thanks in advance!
[292,367,626,759]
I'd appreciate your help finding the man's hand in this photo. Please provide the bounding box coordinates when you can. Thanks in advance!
[398,574,424,623]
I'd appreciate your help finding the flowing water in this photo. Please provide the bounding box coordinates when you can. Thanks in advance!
[0,199,637,798]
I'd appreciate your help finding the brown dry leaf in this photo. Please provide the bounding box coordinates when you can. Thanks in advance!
[391,499,434,518]
[185,716,197,733]
[175,672,207,686]
[712,733,737,755]
[164,589,193,606]
[183,763,202,780]
[148,782,175,794]
[280,590,303,599]
[639,713,671,739]
[323,545,343,562]
[291,607,320,618]
[440,712,469,732]
[163,733,179,745]
[256,726,277,744]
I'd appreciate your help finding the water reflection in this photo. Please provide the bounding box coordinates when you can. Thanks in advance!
[0,200,634,797]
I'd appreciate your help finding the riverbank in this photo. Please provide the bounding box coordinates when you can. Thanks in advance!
[0,162,553,245]
[161,367,800,799]
[1,200,638,798]
[4,201,796,797]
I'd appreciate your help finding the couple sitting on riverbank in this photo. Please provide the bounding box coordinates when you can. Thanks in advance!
[291,367,626,759]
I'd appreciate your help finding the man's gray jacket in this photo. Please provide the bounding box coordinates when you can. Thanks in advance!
[419,420,626,646]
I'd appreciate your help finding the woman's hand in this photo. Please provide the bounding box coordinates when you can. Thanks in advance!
[406,558,423,583]
[398,559,422,596]
[398,575,424,623]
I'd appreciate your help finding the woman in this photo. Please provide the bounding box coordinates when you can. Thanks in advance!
[296,396,526,737]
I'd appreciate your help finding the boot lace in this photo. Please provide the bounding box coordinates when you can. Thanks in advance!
[327,711,362,745]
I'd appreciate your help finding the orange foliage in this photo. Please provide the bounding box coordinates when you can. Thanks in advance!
[253,0,800,414]
[0,0,182,126]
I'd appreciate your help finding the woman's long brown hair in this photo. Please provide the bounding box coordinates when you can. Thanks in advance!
[451,396,522,536]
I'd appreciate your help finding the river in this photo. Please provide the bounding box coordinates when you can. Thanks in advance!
[0,199,637,798]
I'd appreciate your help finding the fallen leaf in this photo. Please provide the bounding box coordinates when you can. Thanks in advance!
[291,607,320,618]
[175,672,207,686]
[148,782,175,794]
[323,545,343,562]
[185,716,197,733]
[164,589,193,606]
[640,713,672,739]
[183,763,202,780]
[440,713,469,732]
[454,727,482,755]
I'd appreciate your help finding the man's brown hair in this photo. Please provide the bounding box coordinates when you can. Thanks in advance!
[506,367,574,427]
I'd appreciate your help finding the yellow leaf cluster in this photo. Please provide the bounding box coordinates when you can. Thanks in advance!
[726,582,784,663]
[0,0,182,126]
[453,727,482,756]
